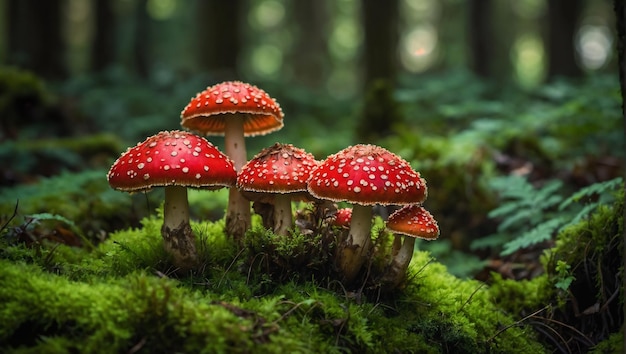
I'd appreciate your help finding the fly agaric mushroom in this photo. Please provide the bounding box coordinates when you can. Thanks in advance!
[333,208,352,228]
[383,204,439,288]
[107,130,236,271]
[237,143,318,236]
[180,81,284,242]
[307,144,427,283]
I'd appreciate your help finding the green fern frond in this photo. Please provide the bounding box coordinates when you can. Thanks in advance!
[501,218,564,256]
[558,177,623,211]
[470,233,510,251]
[475,174,623,256]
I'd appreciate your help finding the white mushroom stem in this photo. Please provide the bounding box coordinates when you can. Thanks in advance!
[337,204,373,283]
[224,115,251,242]
[162,185,198,270]
[273,193,292,236]
[385,236,416,288]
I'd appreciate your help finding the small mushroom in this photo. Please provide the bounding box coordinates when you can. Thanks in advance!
[237,143,318,236]
[383,204,439,288]
[333,208,353,228]
[107,130,236,271]
[180,81,284,242]
[307,144,427,284]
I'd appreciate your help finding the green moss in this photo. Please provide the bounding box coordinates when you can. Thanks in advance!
[0,212,548,353]
[486,187,624,352]
[590,330,624,354]
[0,261,263,353]
[488,273,552,315]
[8,187,619,353]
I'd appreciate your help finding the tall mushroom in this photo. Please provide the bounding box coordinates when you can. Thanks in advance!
[383,204,439,288]
[107,130,236,271]
[307,144,427,284]
[237,143,318,236]
[180,81,284,242]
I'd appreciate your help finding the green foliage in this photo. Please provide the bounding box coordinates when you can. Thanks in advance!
[0,170,139,239]
[543,186,623,297]
[386,74,622,277]
[484,191,623,352]
[553,260,574,292]
[416,239,486,279]
[590,331,624,354]
[472,176,623,256]
[397,73,622,162]
[0,133,123,176]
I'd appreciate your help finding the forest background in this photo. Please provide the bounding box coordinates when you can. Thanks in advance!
[0,0,625,353]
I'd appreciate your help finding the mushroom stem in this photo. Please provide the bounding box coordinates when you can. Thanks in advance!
[224,115,251,243]
[161,185,198,271]
[336,204,373,284]
[391,234,403,258]
[273,193,292,236]
[384,236,416,288]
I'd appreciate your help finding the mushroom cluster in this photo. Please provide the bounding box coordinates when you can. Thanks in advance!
[180,81,284,242]
[107,79,439,290]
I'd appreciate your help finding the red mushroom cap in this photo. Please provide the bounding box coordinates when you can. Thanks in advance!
[180,81,284,137]
[386,205,439,240]
[333,208,353,228]
[307,144,427,206]
[107,130,236,192]
[237,143,318,195]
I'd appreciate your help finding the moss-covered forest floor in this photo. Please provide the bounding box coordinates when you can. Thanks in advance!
[0,67,624,352]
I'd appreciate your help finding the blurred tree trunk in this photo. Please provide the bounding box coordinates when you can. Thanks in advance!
[357,0,400,143]
[196,0,241,80]
[91,0,117,73]
[133,0,151,79]
[613,4,625,338]
[486,1,516,82]
[468,0,492,78]
[362,0,399,87]
[7,0,67,80]
[546,0,583,79]
[289,1,328,89]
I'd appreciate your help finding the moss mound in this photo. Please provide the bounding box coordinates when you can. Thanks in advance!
[0,212,549,353]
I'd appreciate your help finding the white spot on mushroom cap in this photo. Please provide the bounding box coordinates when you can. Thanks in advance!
[106,130,236,192]
[306,144,427,205]
[236,143,318,194]
[179,81,284,137]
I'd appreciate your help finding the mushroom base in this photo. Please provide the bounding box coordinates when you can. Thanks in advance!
[225,188,251,244]
[161,221,198,271]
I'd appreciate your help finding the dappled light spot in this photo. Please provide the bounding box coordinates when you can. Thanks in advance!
[576,24,613,71]
[512,33,545,89]
[251,45,283,79]
[146,0,177,20]
[400,25,438,73]
[252,0,285,29]
[329,18,362,62]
